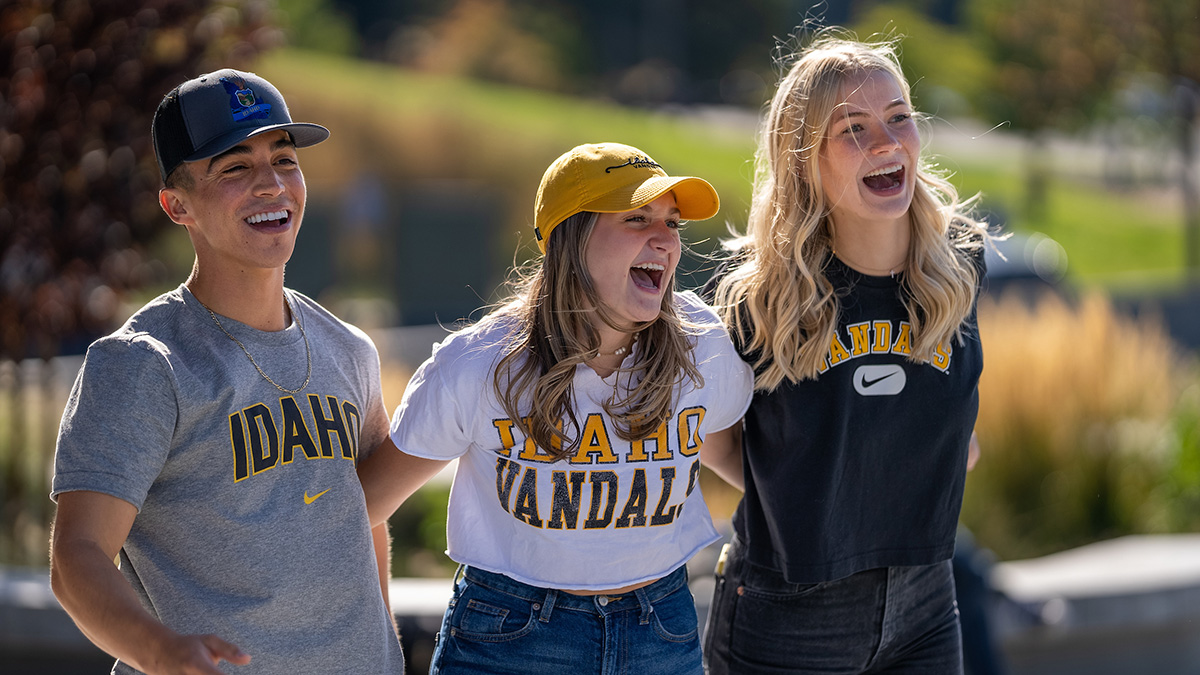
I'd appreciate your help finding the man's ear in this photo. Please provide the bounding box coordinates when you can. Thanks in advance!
[159,187,194,226]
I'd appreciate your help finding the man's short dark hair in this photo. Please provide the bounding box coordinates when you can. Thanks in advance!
[163,163,193,190]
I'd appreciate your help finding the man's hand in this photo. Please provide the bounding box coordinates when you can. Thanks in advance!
[146,633,251,674]
[50,491,251,673]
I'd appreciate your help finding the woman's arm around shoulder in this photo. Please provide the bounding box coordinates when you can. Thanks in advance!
[701,421,744,491]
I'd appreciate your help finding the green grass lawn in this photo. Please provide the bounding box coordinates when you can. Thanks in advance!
[951,163,1185,288]
[256,48,1191,291]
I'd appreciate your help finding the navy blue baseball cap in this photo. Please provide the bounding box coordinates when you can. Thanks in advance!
[152,68,329,182]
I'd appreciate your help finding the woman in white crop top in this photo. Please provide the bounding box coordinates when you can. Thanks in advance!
[358,142,753,674]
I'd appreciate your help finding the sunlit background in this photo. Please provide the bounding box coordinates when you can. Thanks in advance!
[4,1,1200,673]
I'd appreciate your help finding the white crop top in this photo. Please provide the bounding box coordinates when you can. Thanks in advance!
[390,291,753,590]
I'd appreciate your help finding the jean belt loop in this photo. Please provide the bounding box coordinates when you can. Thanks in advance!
[634,585,653,625]
[452,564,467,589]
[539,588,557,623]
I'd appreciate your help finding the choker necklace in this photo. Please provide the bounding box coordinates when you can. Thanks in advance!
[597,335,636,358]
[199,293,312,394]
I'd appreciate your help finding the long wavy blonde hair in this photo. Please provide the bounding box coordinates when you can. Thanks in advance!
[714,32,988,392]
[490,212,701,461]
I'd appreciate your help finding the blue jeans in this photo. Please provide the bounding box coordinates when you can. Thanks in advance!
[429,564,703,675]
[703,536,963,674]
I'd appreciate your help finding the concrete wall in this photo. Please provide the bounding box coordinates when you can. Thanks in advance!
[992,535,1200,675]
[10,535,1200,673]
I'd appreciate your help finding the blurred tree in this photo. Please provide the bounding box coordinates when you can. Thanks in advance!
[1129,0,1200,278]
[0,0,279,360]
[0,0,284,568]
[577,0,795,105]
[276,0,358,56]
[326,0,441,59]
[390,0,574,91]
[849,2,992,119]
[852,0,966,25]
[964,0,1132,223]
[333,0,800,106]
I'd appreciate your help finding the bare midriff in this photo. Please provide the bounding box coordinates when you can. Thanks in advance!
[562,577,660,596]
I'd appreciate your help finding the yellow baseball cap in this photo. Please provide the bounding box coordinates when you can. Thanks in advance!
[533,143,720,252]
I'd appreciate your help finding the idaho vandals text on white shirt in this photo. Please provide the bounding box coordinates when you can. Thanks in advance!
[490,407,707,531]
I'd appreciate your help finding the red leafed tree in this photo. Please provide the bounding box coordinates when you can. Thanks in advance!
[0,0,282,360]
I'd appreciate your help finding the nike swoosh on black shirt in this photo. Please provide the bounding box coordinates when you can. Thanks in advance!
[860,372,898,388]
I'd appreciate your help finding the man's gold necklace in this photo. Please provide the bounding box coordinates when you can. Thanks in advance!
[200,293,312,394]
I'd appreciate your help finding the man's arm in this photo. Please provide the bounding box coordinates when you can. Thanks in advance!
[359,438,448,625]
[701,421,744,492]
[357,437,451,528]
[371,523,392,611]
[50,491,250,675]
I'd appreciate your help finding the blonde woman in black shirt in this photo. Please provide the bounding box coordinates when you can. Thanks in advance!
[704,31,989,674]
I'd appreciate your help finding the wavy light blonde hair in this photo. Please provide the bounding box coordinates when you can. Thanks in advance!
[714,32,988,392]
[490,212,701,461]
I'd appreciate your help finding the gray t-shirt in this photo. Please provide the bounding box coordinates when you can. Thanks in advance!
[52,285,404,674]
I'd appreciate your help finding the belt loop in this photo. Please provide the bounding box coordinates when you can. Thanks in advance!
[453,564,467,588]
[539,588,557,623]
[634,586,653,625]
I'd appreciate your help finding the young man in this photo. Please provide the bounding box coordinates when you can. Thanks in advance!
[49,69,405,674]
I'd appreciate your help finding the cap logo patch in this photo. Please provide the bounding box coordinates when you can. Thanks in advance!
[605,155,662,173]
[220,77,272,122]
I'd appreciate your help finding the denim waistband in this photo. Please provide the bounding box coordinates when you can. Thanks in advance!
[460,564,689,614]
[727,534,939,591]
[725,534,802,590]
